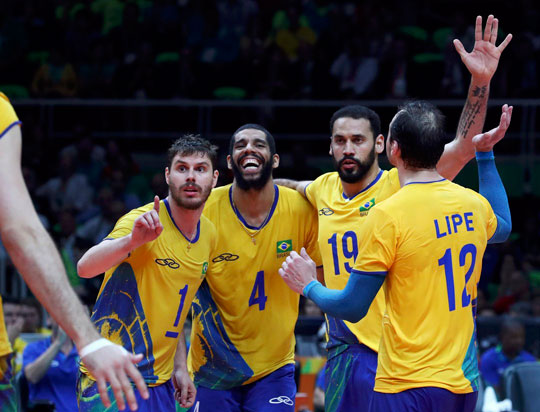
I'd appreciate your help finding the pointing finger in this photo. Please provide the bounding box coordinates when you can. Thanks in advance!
[153,196,160,213]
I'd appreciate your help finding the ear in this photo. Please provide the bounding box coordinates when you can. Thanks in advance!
[389,138,400,158]
[272,153,280,169]
[165,167,170,185]
[328,137,333,156]
[226,155,232,170]
[212,170,219,188]
[375,134,385,154]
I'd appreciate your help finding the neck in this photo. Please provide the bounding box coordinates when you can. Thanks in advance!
[231,179,275,226]
[341,162,381,198]
[397,166,442,187]
[166,196,202,239]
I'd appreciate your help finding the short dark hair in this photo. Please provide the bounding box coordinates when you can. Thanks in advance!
[167,134,218,170]
[229,124,276,156]
[389,101,447,169]
[500,318,525,337]
[329,105,381,139]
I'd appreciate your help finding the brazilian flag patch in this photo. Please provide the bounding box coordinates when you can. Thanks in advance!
[202,262,208,275]
[359,198,376,212]
[276,239,292,254]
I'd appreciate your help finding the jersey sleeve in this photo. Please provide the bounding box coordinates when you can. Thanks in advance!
[303,203,322,267]
[352,207,398,275]
[0,93,21,138]
[304,178,320,208]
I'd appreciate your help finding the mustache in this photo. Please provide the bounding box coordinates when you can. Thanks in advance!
[237,153,264,165]
[338,155,362,168]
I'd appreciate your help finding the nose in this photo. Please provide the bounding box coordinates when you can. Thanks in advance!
[343,140,355,155]
[186,168,196,181]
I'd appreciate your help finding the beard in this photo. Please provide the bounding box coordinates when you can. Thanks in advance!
[333,149,376,184]
[231,155,273,191]
[169,182,213,210]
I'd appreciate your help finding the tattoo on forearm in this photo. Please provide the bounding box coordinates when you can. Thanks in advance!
[458,85,488,139]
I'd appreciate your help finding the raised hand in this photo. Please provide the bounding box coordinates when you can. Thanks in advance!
[453,15,512,82]
[472,104,513,152]
[82,344,148,411]
[130,196,163,249]
[279,248,318,295]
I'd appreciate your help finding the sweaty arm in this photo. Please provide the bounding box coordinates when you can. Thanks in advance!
[274,178,312,198]
[303,272,385,323]
[77,236,133,278]
[476,151,511,243]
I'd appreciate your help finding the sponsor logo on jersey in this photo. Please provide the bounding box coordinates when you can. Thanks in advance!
[359,198,375,216]
[155,258,180,269]
[212,253,239,263]
[319,207,334,216]
[276,239,292,258]
[269,396,294,406]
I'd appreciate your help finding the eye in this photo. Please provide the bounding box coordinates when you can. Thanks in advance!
[197,166,206,172]
[178,165,187,172]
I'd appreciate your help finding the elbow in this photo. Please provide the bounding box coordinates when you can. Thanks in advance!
[77,258,91,278]
[342,306,368,323]
[23,368,39,385]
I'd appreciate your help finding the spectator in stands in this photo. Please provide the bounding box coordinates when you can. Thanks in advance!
[2,297,23,346]
[23,316,79,412]
[480,318,537,396]
[30,49,78,97]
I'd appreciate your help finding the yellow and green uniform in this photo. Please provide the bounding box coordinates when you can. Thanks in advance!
[80,199,216,387]
[305,169,400,357]
[352,179,497,393]
[188,184,321,389]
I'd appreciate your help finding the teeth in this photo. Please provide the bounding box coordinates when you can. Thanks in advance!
[242,158,260,168]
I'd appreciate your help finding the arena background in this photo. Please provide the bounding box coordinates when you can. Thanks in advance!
[0,0,538,410]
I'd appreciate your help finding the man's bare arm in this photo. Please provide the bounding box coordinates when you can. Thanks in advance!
[437,15,512,180]
[274,179,312,197]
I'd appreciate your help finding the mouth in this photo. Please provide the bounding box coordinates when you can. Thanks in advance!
[239,155,263,173]
[182,185,200,197]
[340,159,359,170]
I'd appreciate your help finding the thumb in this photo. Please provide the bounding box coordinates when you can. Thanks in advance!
[130,353,144,364]
[452,39,466,57]
[300,247,313,263]
[153,195,160,213]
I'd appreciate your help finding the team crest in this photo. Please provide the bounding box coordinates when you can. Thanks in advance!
[359,198,375,216]
[201,262,208,278]
[276,239,292,258]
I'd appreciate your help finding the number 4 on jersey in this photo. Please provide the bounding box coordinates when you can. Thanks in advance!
[249,271,268,311]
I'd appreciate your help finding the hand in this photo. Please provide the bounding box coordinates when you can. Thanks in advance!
[279,248,317,295]
[82,344,148,411]
[172,368,196,409]
[472,104,513,152]
[130,196,163,249]
[453,15,512,82]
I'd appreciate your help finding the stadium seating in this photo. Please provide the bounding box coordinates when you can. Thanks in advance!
[502,361,540,412]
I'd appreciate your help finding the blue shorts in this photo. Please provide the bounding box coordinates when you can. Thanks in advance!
[0,354,16,412]
[369,387,478,412]
[77,372,175,412]
[187,363,296,412]
[325,344,377,412]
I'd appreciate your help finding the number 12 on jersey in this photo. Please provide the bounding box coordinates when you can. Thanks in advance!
[438,244,477,312]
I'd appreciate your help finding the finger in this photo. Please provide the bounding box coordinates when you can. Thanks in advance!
[106,373,126,411]
[290,250,300,259]
[180,382,188,407]
[490,18,498,44]
[96,376,112,409]
[155,223,164,237]
[149,210,161,228]
[116,370,138,411]
[474,15,482,42]
[135,216,150,230]
[507,106,513,122]
[153,195,160,213]
[300,247,314,263]
[185,385,196,407]
[484,15,494,42]
[497,33,512,52]
[452,39,467,57]
[127,356,149,400]
[279,268,287,278]
[142,214,155,231]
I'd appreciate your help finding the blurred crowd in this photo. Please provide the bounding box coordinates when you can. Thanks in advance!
[0,0,538,100]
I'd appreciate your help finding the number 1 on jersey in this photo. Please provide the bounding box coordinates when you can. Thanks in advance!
[165,284,188,338]
[249,271,267,311]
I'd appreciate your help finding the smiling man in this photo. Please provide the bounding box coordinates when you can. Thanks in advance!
[186,124,321,412]
[77,135,219,411]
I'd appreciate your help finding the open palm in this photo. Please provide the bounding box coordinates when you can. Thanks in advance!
[453,15,512,81]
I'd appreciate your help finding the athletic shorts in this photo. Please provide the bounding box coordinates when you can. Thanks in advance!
[0,354,16,412]
[186,363,296,412]
[325,344,377,412]
[369,387,478,412]
[77,372,175,412]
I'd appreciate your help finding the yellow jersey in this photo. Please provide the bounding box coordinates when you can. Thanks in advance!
[305,169,400,356]
[188,184,321,389]
[352,179,497,393]
[82,199,216,386]
[0,92,21,357]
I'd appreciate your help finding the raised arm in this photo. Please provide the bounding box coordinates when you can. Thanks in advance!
[77,196,163,278]
[0,125,148,410]
[437,15,512,180]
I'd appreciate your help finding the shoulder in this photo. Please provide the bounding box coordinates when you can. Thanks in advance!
[204,185,231,211]
[0,93,20,138]
[278,185,314,212]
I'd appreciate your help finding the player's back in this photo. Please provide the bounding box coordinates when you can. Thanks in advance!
[372,179,497,394]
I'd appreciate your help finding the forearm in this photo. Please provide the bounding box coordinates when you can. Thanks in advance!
[476,151,511,243]
[3,225,101,350]
[173,330,188,373]
[273,179,312,197]
[77,236,133,278]
[24,342,62,383]
[438,77,490,180]
[303,272,384,323]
